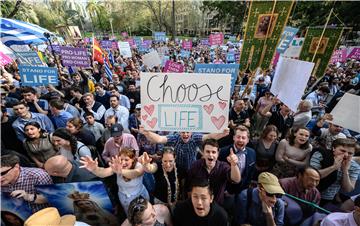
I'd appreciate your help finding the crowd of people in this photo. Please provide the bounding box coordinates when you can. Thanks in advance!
[0,35,360,226]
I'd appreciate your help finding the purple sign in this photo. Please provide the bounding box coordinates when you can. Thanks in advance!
[48,45,61,53]
[163,60,184,73]
[84,37,90,44]
[143,40,153,48]
[100,40,112,50]
[60,47,90,67]
[182,40,192,50]
[209,33,224,46]
[347,47,360,60]
[200,39,209,46]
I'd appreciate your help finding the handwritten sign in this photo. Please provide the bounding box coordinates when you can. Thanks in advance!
[182,40,192,50]
[19,65,58,86]
[163,60,184,73]
[330,49,347,64]
[16,51,45,66]
[141,73,231,132]
[118,41,132,58]
[270,56,314,112]
[347,47,360,60]
[276,26,299,53]
[194,64,239,94]
[143,51,161,68]
[0,51,13,66]
[209,33,224,46]
[60,47,90,67]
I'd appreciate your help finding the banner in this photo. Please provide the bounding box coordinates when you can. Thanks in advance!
[16,51,45,66]
[299,27,343,78]
[194,64,239,94]
[330,49,347,64]
[182,40,192,50]
[270,56,314,112]
[200,39,209,46]
[100,40,113,50]
[209,33,224,46]
[163,60,184,73]
[347,47,360,60]
[283,37,304,58]
[60,47,90,67]
[153,32,166,42]
[143,51,161,68]
[140,72,231,132]
[0,51,13,66]
[226,53,235,63]
[276,26,299,53]
[133,36,142,47]
[19,65,58,86]
[1,192,32,225]
[180,50,190,58]
[36,181,118,226]
[118,41,132,58]
[239,0,294,72]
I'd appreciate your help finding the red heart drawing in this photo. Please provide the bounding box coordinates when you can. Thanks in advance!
[144,105,155,116]
[146,118,158,128]
[211,115,225,130]
[218,101,227,110]
[203,104,214,115]
[142,115,148,121]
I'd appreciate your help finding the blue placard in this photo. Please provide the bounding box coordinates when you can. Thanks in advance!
[194,64,239,94]
[180,50,190,58]
[19,65,58,86]
[228,36,236,42]
[16,51,44,66]
[226,53,235,63]
[276,26,299,54]
[153,32,166,42]
[134,36,142,47]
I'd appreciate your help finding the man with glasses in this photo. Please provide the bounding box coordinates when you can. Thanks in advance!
[0,154,53,212]
[236,172,285,226]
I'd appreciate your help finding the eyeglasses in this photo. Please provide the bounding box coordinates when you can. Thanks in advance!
[130,196,146,223]
[265,192,282,198]
[0,165,15,176]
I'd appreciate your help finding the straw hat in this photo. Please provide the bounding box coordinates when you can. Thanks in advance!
[24,207,76,226]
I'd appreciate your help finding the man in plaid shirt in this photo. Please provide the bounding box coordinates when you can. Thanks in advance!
[0,154,53,213]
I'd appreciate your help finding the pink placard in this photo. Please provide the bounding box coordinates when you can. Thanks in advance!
[182,40,192,50]
[347,47,360,60]
[163,60,184,73]
[209,33,224,46]
[330,49,347,64]
[0,52,13,66]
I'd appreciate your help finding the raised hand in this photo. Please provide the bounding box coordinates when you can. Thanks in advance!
[333,155,344,170]
[138,152,152,166]
[109,155,123,174]
[79,156,98,172]
[341,156,351,172]
[226,148,238,166]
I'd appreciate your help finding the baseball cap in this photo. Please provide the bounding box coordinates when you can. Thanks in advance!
[258,172,285,195]
[111,123,123,137]
[135,104,141,109]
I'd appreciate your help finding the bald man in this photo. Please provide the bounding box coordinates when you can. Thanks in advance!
[44,155,98,183]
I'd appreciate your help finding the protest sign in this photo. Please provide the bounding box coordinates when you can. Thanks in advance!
[118,41,132,58]
[143,40,152,48]
[36,44,48,52]
[18,65,58,86]
[228,36,237,42]
[10,45,31,52]
[270,56,314,112]
[143,51,161,68]
[277,26,299,53]
[330,93,360,133]
[60,47,90,67]
[195,64,239,94]
[100,40,113,50]
[180,50,190,58]
[1,192,32,225]
[157,46,169,60]
[226,53,235,63]
[0,51,13,66]
[36,181,118,226]
[283,37,304,58]
[200,39,209,46]
[163,60,184,73]
[209,33,224,46]
[16,51,45,66]
[182,40,192,50]
[153,32,166,42]
[330,49,347,64]
[133,36,142,47]
[48,44,61,54]
[347,47,360,60]
[141,72,231,132]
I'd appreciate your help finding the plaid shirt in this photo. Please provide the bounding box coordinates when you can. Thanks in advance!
[1,167,53,213]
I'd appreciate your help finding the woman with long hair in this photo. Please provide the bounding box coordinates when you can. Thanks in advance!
[52,128,91,162]
[66,117,96,146]
[139,147,186,206]
[23,121,58,168]
[272,126,313,178]
[80,147,149,214]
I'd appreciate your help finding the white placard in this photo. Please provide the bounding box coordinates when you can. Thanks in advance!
[283,38,304,58]
[140,72,231,132]
[330,93,360,133]
[270,56,314,112]
[143,51,161,68]
[118,41,132,58]
[9,44,31,52]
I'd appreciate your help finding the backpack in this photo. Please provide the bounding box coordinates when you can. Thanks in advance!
[77,144,106,167]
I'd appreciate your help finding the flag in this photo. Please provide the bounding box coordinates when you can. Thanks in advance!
[93,37,104,64]
[104,56,112,81]
[299,27,343,78]
[239,1,294,72]
[108,50,115,67]
[0,18,54,48]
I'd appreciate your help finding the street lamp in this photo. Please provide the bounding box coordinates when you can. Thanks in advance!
[109,18,114,39]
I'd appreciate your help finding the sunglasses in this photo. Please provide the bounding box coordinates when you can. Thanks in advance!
[130,196,146,223]
[0,165,15,176]
[265,191,282,198]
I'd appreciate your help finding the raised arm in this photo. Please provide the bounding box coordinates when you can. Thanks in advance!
[202,128,230,141]
[139,125,168,144]
[79,156,114,178]
[109,156,145,179]
[138,152,158,173]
